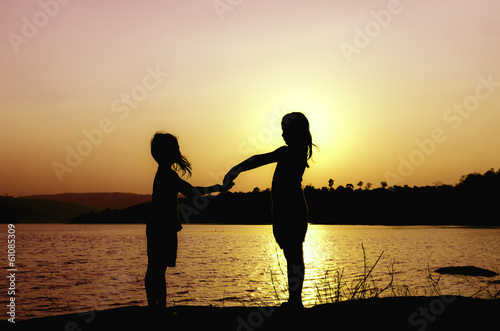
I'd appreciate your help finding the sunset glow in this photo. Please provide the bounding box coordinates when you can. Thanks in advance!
[2,0,500,196]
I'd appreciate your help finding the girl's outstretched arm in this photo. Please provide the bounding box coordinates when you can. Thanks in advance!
[178,179,232,198]
[224,148,282,184]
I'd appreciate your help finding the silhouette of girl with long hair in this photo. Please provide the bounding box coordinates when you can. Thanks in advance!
[147,132,232,312]
[224,112,315,309]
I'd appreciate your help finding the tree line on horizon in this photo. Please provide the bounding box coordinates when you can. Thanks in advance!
[70,168,500,226]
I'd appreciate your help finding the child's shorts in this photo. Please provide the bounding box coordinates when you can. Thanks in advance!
[146,227,178,267]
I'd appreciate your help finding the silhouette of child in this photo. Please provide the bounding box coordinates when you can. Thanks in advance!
[147,132,232,312]
[223,112,315,309]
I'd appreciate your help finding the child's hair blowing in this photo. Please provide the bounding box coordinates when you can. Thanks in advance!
[281,112,315,164]
[151,132,192,177]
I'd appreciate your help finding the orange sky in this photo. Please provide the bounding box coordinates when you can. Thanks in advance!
[1,0,500,196]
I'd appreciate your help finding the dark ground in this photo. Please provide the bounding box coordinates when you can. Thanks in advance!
[4,296,499,331]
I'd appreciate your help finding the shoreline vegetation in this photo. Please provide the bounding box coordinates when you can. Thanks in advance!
[2,168,499,225]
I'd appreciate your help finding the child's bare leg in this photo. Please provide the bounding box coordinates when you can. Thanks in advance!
[157,269,167,308]
[145,267,156,308]
[284,244,305,307]
[145,263,167,309]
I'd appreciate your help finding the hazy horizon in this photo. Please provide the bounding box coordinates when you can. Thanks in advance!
[2,1,500,196]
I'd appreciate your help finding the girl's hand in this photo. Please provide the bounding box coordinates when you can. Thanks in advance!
[224,166,241,183]
[223,173,234,187]
[220,179,235,192]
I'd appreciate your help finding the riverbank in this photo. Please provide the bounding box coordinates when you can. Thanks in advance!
[4,296,498,331]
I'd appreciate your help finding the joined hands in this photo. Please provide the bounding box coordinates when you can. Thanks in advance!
[220,178,235,193]
[220,168,239,193]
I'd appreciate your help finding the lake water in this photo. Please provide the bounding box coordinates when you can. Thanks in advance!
[2,224,499,320]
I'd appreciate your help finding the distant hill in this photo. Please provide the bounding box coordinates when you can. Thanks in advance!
[21,192,151,210]
[0,196,98,223]
[71,202,152,224]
